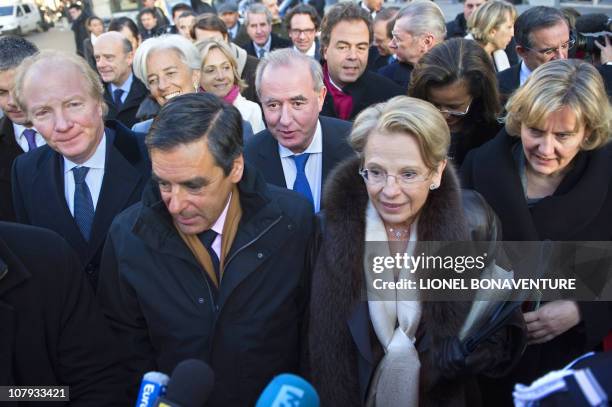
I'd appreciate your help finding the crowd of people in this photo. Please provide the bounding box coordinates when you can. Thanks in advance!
[1,0,612,405]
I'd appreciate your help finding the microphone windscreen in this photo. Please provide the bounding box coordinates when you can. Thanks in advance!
[575,13,609,33]
[163,359,215,407]
[255,374,320,407]
[135,371,169,407]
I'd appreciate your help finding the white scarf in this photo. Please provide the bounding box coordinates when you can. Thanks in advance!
[364,201,422,407]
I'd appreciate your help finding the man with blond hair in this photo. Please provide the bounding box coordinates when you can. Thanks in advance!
[11,50,150,289]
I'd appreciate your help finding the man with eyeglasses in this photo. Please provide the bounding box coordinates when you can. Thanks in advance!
[285,4,321,61]
[379,2,446,91]
[496,6,606,102]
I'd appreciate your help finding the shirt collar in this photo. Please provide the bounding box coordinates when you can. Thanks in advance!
[519,61,532,86]
[63,132,107,173]
[254,35,272,53]
[210,192,232,236]
[110,72,134,94]
[279,120,322,158]
[13,123,39,139]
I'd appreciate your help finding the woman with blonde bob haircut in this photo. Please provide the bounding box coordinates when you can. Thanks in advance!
[461,59,612,404]
[467,0,517,72]
[309,96,526,406]
[196,39,265,133]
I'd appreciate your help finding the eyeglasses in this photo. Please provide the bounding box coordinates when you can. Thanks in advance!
[523,38,575,57]
[359,168,430,188]
[289,28,316,37]
[436,100,472,117]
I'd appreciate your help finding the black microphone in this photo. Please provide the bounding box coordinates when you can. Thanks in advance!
[154,359,215,407]
[575,13,612,33]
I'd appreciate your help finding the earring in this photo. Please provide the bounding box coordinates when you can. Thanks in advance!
[429,184,438,191]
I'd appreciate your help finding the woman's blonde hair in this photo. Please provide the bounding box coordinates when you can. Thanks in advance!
[195,38,246,92]
[351,96,450,170]
[505,59,612,150]
[468,0,516,46]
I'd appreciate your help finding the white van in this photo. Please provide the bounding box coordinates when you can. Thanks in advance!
[0,1,42,35]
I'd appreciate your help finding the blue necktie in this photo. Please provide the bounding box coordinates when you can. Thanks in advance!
[113,88,124,108]
[22,128,37,152]
[73,166,95,241]
[291,153,314,207]
[258,48,266,59]
[199,229,220,284]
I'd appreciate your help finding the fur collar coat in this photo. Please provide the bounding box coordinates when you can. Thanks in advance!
[308,157,525,406]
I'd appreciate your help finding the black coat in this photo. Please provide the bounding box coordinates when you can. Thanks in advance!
[460,129,612,405]
[366,46,393,72]
[309,157,526,406]
[244,116,355,207]
[103,75,149,129]
[97,164,315,407]
[243,33,292,58]
[377,61,413,91]
[241,53,260,103]
[11,120,150,289]
[321,70,405,121]
[71,12,89,57]
[496,63,521,105]
[0,222,126,406]
[0,117,23,222]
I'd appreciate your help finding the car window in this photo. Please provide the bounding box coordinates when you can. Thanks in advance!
[23,4,31,13]
[0,6,13,16]
[16,6,23,16]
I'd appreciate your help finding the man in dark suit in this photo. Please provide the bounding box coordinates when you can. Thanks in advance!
[279,0,325,19]
[0,222,127,405]
[94,32,148,128]
[285,4,322,61]
[246,49,354,212]
[242,3,291,59]
[320,2,404,121]
[11,51,150,289]
[379,2,445,91]
[0,37,40,223]
[68,3,90,57]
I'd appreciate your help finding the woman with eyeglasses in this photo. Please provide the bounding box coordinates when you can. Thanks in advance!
[467,0,517,72]
[461,59,612,406]
[308,96,526,406]
[409,38,502,167]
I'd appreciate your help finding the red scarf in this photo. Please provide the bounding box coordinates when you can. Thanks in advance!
[323,64,353,120]
[198,84,241,104]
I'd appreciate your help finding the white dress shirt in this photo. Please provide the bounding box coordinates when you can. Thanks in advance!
[519,61,533,87]
[13,123,46,152]
[63,133,106,216]
[278,120,323,212]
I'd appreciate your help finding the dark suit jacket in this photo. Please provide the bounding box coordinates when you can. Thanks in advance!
[83,37,96,70]
[378,61,413,91]
[0,117,23,223]
[11,120,150,289]
[321,70,405,121]
[243,116,354,208]
[0,222,127,405]
[496,63,521,104]
[497,63,612,105]
[103,75,148,129]
[366,46,393,72]
[243,33,292,58]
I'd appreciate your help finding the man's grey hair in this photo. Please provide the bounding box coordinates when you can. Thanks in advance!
[133,34,201,89]
[0,36,39,72]
[245,3,272,26]
[255,48,324,98]
[395,1,446,41]
[514,6,568,48]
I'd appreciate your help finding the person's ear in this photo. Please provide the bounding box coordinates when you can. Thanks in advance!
[230,155,244,183]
